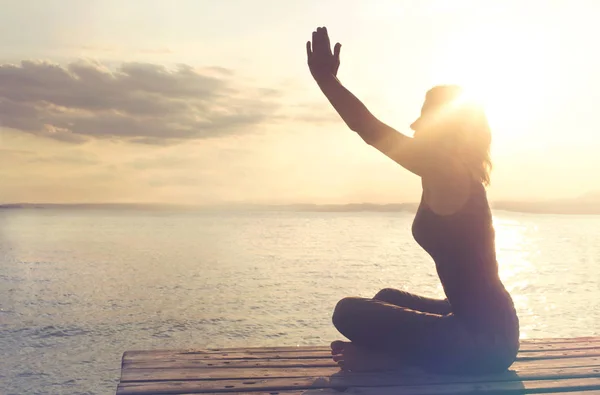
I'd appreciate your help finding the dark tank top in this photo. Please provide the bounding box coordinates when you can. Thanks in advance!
[412,180,519,335]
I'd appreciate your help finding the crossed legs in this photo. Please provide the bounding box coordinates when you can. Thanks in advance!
[330,288,515,374]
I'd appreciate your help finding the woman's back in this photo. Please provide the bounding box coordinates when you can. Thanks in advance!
[412,180,518,335]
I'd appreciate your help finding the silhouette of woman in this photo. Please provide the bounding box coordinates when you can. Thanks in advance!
[306,27,520,374]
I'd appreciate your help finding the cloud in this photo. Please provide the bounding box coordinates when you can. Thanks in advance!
[26,154,100,166]
[0,60,279,144]
[128,155,194,170]
[0,148,32,156]
[147,175,204,188]
[77,46,175,55]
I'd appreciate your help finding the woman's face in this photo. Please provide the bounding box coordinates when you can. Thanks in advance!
[410,101,438,140]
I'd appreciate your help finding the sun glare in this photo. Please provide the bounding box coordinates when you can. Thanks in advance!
[431,21,554,145]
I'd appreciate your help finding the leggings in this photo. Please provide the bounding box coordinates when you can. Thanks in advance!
[332,288,519,374]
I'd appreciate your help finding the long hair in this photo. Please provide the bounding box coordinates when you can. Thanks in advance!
[423,85,492,186]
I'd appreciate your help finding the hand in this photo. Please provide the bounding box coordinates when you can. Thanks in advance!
[306,26,342,81]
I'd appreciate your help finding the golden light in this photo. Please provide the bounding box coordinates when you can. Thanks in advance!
[493,215,539,339]
[430,21,555,147]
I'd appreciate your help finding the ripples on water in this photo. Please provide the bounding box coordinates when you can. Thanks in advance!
[0,209,599,394]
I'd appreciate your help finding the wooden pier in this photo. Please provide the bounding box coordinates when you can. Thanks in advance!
[117,337,600,394]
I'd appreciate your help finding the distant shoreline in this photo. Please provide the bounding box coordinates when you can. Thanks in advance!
[1,201,600,215]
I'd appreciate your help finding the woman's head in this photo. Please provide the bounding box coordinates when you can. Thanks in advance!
[411,85,492,185]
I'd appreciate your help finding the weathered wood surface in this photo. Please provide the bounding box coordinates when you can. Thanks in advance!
[117,337,600,395]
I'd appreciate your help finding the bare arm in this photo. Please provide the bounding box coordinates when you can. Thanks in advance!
[314,75,432,176]
[314,74,399,144]
[307,27,444,177]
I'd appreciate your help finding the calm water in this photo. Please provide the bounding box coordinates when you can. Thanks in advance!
[0,208,599,394]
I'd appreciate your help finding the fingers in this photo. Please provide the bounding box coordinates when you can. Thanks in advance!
[334,42,342,60]
[306,41,312,59]
[321,27,331,55]
[312,26,332,55]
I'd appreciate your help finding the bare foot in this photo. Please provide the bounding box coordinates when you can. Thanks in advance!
[330,340,404,372]
[330,340,348,355]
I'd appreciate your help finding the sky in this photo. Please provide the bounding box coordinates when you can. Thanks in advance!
[1,0,600,205]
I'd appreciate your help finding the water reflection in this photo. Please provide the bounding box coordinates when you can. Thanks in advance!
[1,209,598,395]
[493,215,537,339]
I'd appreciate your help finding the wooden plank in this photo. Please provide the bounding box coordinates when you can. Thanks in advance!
[180,393,305,395]
[124,358,335,370]
[127,338,600,356]
[517,349,600,360]
[121,364,600,383]
[122,355,600,371]
[524,343,600,353]
[195,338,598,353]
[518,337,600,344]
[536,392,600,394]
[124,340,600,361]
[177,389,600,395]
[126,338,600,356]
[116,376,600,394]
[122,347,600,365]
[338,378,600,395]
[182,391,600,395]
[206,347,329,353]
[117,337,600,394]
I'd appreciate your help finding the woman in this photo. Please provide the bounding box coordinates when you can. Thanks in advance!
[306,27,520,375]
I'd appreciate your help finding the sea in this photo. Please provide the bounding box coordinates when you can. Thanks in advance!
[0,207,599,394]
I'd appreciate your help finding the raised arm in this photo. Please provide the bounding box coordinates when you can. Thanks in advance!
[306,27,445,178]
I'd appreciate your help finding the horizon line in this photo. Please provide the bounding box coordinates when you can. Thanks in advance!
[2,200,600,215]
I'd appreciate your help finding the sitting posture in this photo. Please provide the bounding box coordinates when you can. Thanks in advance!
[306,27,520,374]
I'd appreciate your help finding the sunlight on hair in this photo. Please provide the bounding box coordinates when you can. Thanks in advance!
[441,87,482,113]
[417,86,484,130]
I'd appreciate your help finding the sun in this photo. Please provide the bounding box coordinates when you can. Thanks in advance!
[430,21,555,146]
